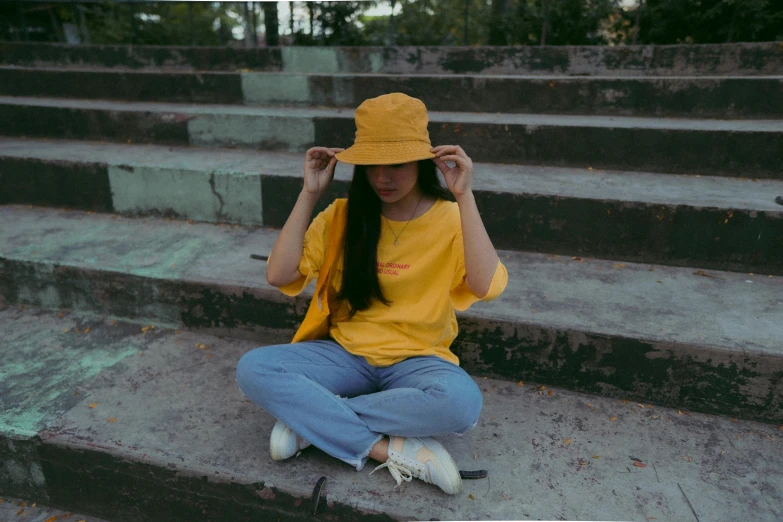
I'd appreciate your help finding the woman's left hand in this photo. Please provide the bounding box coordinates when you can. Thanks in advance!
[431,145,473,199]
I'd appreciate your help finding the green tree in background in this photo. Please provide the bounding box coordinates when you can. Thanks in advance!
[390,0,781,45]
[317,1,376,45]
[3,0,781,46]
[292,1,378,45]
[79,2,237,46]
[359,14,393,46]
[540,0,619,44]
[391,0,491,45]
[2,2,243,46]
[486,0,620,45]
[615,0,783,44]
[391,0,616,46]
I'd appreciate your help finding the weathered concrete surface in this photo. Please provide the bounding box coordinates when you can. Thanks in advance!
[108,165,263,226]
[1,97,781,178]
[0,436,47,502]
[253,72,783,118]
[0,306,144,500]
[4,138,781,211]
[0,310,141,439]
[0,306,781,521]
[2,138,781,274]
[3,66,781,118]
[0,98,191,147]
[0,205,781,422]
[0,155,113,211]
[280,43,783,77]
[0,66,245,105]
[1,42,782,76]
[0,42,283,72]
[0,496,108,522]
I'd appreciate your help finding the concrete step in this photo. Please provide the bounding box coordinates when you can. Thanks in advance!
[2,66,782,118]
[1,97,781,179]
[0,307,783,522]
[2,138,782,275]
[0,205,780,423]
[2,41,781,76]
[2,305,782,521]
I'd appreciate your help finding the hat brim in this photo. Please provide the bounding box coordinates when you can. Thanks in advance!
[335,141,436,166]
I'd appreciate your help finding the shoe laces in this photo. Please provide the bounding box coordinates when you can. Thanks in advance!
[370,460,413,487]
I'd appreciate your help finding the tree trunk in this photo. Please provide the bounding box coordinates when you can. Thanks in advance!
[263,2,279,46]
[252,2,259,45]
[78,4,90,43]
[387,0,397,45]
[129,2,137,45]
[188,3,195,45]
[48,5,65,42]
[244,3,253,47]
[463,0,470,45]
[308,2,314,37]
[16,2,28,42]
[540,0,549,46]
[319,2,325,44]
[632,0,643,45]
[727,4,737,43]
[489,0,507,45]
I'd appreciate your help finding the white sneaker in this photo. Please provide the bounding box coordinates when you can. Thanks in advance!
[371,436,463,495]
[269,420,311,461]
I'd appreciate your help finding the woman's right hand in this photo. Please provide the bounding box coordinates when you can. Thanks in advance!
[303,147,344,197]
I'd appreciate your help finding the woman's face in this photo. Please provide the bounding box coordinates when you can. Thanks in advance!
[365,162,420,204]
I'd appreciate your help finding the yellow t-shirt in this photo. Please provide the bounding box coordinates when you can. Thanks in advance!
[278,197,508,367]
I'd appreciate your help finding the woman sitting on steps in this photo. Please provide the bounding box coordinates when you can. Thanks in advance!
[236,92,508,495]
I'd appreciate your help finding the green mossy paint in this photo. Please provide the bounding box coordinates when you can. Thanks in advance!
[0,312,141,437]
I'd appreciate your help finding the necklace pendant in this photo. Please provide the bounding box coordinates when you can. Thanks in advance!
[394,239,399,245]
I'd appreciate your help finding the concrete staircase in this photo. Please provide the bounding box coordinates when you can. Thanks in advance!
[1,42,782,521]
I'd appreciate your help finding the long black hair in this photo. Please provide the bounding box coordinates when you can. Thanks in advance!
[337,159,452,315]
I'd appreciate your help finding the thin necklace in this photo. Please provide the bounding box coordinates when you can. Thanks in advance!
[383,193,424,246]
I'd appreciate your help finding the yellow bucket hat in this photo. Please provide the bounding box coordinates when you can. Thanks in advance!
[335,93,436,166]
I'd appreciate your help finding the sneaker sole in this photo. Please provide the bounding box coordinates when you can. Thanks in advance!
[270,421,295,461]
[420,437,463,495]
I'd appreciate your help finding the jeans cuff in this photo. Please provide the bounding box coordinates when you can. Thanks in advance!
[353,433,385,471]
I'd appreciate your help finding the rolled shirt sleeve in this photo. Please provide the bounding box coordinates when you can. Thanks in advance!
[269,202,335,296]
[449,229,509,311]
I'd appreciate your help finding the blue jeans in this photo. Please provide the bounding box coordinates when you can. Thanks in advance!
[235,340,483,470]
